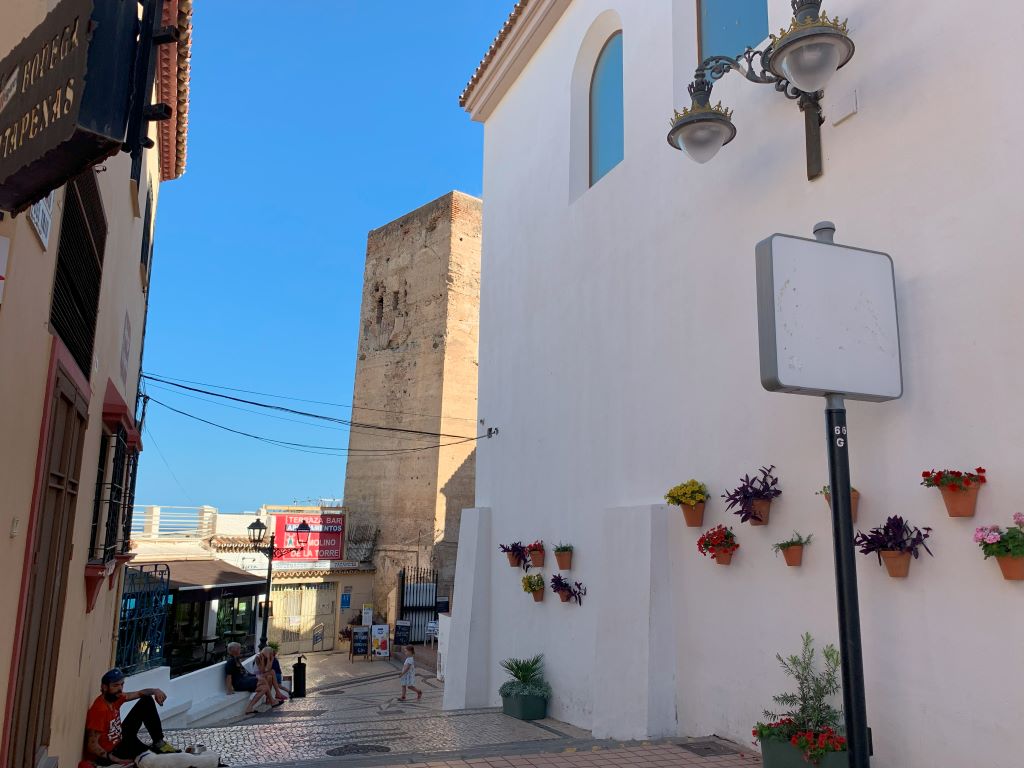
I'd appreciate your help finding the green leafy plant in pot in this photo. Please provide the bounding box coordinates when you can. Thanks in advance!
[753,633,849,767]
[816,485,860,523]
[498,654,551,720]
[773,532,812,567]
[553,542,573,569]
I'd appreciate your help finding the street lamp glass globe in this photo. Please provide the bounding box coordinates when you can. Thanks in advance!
[775,35,842,94]
[675,121,731,164]
[247,519,267,546]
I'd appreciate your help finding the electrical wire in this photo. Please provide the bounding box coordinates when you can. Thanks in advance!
[142,374,474,439]
[143,370,479,422]
[142,423,196,505]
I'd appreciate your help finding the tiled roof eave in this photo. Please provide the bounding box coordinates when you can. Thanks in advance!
[156,0,192,181]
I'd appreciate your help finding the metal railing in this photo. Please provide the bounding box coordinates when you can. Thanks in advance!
[131,505,218,541]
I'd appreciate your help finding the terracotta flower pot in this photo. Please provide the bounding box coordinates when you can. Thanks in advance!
[505,552,519,567]
[939,484,979,518]
[996,555,1024,581]
[558,590,572,602]
[881,550,911,578]
[713,549,733,565]
[681,502,705,527]
[749,499,771,526]
[532,589,545,602]
[782,545,804,567]
[528,549,545,568]
[555,551,573,570]
[823,490,859,523]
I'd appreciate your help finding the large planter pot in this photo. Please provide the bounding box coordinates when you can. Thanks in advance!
[823,490,860,523]
[531,589,545,602]
[939,484,979,518]
[996,555,1024,581]
[712,549,733,565]
[782,545,803,567]
[528,549,545,568]
[761,740,849,768]
[880,550,912,578]
[501,693,547,721]
[750,499,771,526]
[554,551,573,570]
[505,552,520,567]
[681,502,705,527]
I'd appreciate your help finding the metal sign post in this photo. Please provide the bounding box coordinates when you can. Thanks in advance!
[756,221,902,768]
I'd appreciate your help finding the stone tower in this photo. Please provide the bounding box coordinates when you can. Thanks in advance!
[343,191,481,612]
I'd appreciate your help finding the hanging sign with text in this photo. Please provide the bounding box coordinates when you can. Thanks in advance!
[272,511,346,562]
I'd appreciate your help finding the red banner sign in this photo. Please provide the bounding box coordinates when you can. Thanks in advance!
[272,512,345,562]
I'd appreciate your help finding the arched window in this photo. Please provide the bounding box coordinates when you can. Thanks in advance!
[589,31,623,186]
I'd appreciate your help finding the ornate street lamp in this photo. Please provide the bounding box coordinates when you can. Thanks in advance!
[668,1,854,178]
[248,518,312,649]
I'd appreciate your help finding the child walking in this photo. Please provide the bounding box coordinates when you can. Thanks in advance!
[398,645,422,701]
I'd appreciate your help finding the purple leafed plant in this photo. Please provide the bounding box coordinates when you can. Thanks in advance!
[549,574,586,605]
[722,465,782,523]
[854,516,933,564]
[499,541,531,570]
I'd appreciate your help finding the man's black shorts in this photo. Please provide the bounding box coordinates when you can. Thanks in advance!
[236,674,259,692]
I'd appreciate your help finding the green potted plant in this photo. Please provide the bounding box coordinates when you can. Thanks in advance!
[723,465,781,526]
[498,654,551,720]
[665,479,709,527]
[553,542,573,570]
[815,485,860,523]
[522,573,545,601]
[974,514,1024,580]
[526,539,545,567]
[753,633,848,767]
[854,516,932,578]
[773,532,812,567]
[921,467,986,517]
[696,524,739,565]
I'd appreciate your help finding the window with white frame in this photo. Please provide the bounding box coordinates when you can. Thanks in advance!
[697,0,769,61]
[589,31,624,186]
[29,190,55,248]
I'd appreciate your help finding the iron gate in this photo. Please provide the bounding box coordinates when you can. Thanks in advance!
[116,563,170,675]
[397,567,437,642]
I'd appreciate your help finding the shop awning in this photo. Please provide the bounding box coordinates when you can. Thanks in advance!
[164,559,265,603]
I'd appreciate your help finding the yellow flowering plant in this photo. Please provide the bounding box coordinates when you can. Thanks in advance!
[665,479,709,507]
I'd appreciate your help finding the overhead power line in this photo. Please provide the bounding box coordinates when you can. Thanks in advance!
[143,370,478,422]
[142,373,474,440]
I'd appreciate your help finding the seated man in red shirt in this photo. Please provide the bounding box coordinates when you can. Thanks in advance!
[84,668,179,765]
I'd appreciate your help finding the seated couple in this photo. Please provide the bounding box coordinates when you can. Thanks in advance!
[224,643,288,715]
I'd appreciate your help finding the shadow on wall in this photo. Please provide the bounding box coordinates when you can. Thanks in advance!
[440,448,476,543]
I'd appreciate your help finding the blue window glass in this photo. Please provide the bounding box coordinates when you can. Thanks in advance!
[589,31,624,186]
[699,0,768,61]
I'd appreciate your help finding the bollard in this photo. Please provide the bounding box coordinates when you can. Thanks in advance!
[292,654,307,698]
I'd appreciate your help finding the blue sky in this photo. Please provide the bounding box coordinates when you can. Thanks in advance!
[136,1,510,513]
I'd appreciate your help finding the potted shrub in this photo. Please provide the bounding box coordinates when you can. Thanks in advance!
[554,542,573,570]
[921,467,986,517]
[549,574,586,605]
[499,541,529,570]
[854,516,933,578]
[498,654,551,720]
[696,524,739,565]
[723,465,781,525]
[773,532,812,567]
[752,633,848,767]
[816,485,860,523]
[526,540,545,567]
[522,573,546,601]
[974,513,1024,581]
[665,479,709,527]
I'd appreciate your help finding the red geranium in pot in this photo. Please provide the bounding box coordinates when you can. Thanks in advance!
[696,524,739,565]
[921,467,986,517]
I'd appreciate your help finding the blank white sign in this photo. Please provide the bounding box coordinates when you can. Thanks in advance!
[755,233,902,402]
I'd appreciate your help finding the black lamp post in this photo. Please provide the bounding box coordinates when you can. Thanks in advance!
[668,1,855,179]
[248,518,311,649]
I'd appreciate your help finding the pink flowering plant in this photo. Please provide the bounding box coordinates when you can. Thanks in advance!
[974,514,1024,559]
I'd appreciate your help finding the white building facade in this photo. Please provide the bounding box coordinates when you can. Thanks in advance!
[443,2,1022,766]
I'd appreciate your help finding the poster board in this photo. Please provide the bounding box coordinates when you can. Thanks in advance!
[393,620,411,647]
[371,624,390,657]
[361,605,373,626]
[349,625,370,660]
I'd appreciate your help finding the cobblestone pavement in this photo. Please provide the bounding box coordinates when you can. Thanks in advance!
[164,651,761,768]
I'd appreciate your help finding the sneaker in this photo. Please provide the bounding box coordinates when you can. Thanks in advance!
[154,741,181,754]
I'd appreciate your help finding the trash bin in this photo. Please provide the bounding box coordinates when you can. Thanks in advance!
[292,654,306,698]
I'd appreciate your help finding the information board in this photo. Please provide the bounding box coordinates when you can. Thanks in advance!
[371,624,390,657]
[393,620,411,647]
[350,626,370,658]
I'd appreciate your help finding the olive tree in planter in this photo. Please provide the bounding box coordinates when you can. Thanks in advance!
[498,654,551,720]
[723,465,781,526]
[665,479,709,527]
[753,633,850,767]
[854,516,932,578]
